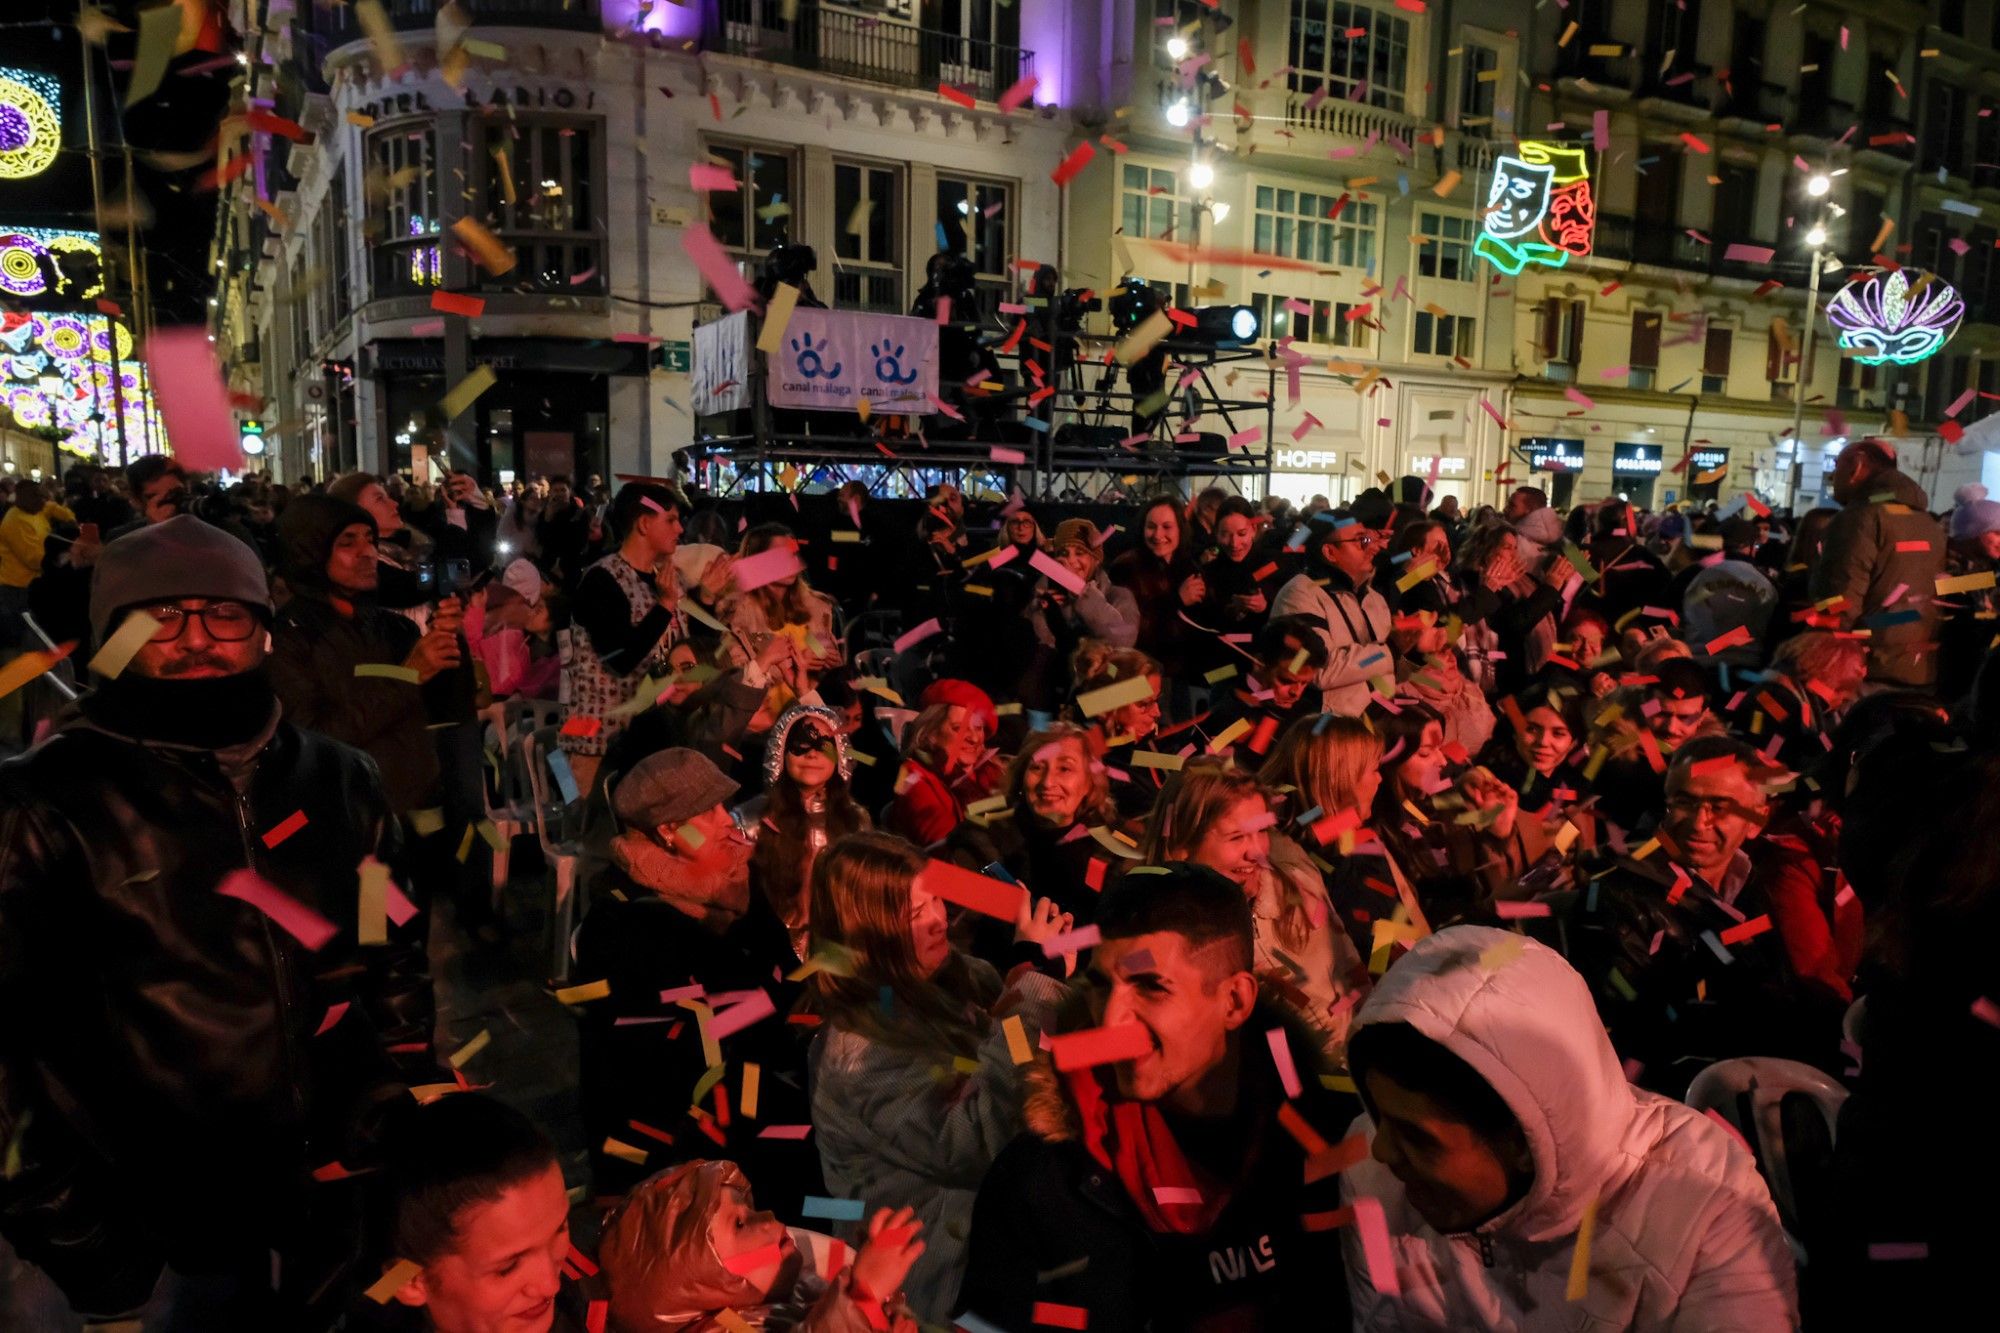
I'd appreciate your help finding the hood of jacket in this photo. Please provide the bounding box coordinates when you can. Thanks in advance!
[1854,463,1930,512]
[1351,925,1639,1243]
[1513,507,1565,550]
[599,1160,809,1331]
[277,492,376,595]
[761,702,853,784]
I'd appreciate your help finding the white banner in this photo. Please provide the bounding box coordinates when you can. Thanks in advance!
[691,312,750,415]
[765,308,937,412]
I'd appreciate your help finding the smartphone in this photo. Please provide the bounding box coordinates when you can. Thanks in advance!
[441,558,473,598]
[79,522,99,545]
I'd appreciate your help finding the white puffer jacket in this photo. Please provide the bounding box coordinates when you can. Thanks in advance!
[1340,927,1798,1332]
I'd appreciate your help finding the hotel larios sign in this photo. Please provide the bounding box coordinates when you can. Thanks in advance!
[354,85,599,119]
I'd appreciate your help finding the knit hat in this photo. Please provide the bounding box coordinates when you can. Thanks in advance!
[612,747,740,830]
[1049,518,1102,553]
[1952,498,2000,541]
[89,514,271,644]
[1955,483,1988,507]
[500,557,543,606]
[919,677,998,734]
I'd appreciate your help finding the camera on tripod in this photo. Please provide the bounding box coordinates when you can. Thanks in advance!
[1055,288,1101,334]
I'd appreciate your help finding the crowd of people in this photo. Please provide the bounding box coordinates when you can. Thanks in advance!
[0,438,1993,1331]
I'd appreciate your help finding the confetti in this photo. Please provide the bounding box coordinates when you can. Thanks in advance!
[1048,1022,1153,1071]
[217,869,337,951]
[87,611,162,679]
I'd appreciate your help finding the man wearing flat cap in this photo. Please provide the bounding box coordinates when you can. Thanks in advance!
[0,516,428,1329]
[571,747,822,1214]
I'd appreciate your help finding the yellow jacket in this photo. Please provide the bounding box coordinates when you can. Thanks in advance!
[0,500,74,588]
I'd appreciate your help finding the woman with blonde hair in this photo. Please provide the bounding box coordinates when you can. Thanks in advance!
[941,722,1115,930]
[1141,757,1369,1061]
[806,832,1069,1321]
[882,681,1002,845]
[1067,642,1165,822]
[727,521,845,675]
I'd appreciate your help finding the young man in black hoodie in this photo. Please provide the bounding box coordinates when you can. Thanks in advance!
[957,865,1353,1332]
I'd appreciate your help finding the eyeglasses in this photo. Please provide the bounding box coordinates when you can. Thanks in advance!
[138,602,261,643]
[1664,793,1757,822]
[1333,532,1384,552]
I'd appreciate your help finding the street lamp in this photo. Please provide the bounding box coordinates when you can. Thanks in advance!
[1807,173,1831,198]
[1187,160,1214,190]
[1789,217,1831,507]
[1167,35,1190,61]
[1166,99,1191,128]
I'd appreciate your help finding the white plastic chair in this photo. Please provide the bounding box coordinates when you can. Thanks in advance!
[1685,1056,1848,1258]
[476,713,525,900]
[520,724,583,982]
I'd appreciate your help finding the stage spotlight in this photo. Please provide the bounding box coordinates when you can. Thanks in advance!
[1189,304,1260,344]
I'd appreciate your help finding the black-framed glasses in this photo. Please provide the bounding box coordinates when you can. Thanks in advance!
[139,601,261,643]
[1334,531,1385,551]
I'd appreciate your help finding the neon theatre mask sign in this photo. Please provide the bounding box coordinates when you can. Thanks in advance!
[1475,143,1595,275]
[1823,269,1964,367]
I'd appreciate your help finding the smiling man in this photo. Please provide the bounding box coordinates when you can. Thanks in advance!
[956,864,1353,1332]
[1270,507,1395,717]
[0,516,422,1327]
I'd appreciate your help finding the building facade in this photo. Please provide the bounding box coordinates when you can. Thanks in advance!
[213,0,1993,510]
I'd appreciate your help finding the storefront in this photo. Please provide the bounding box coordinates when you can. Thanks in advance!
[1611,442,1663,509]
[1269,446,1345,506]
[367,338,636,482]
[1681,445,1729,505]
[1517,437,1587,509]
[1407,452,1471,509]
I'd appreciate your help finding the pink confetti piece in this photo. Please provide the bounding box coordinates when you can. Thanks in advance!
[1030,549,1088,594]
[757,1124,813,1139]
[1722,243,1775,264]
[1352,1196,1401,1296]
[935,295,952,326]
[1592,109,1609,151]
[659,983,706,1003]
[1947,386,1977,418]
[730,544,807,592]
[1266,1028,1302,1099]
[1868,1242,1928,1261]
[1151,1186,1204,1205]
[1043,925,1102,958]
[1882,582,1908,607]
[315,1002,350,1036]
[1563,386,1597,411]
[708,988,777,1040]
[986,544,1020,570]
[893,617,943,654]
[688,163,739,191]
[679,223,761,313]
[1478,397,1508,430]
[1228,427,1263,449]
[1494,900,1553,918]
[1972,996,2000,1028]
[998,73,1039,111]
[146,328,243,473]
[990,446,1026,464]
[217,869,337,951]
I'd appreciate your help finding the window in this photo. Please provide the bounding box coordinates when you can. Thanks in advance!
[1837,353,1879,409]
[367,123,441,297]
[327,166,350,326]
[481,116,602,292]
[1712,162,1760,246]
[1413,311,1474,358]
[290,256,310,361]
[1121,165,1181,241]
[1416,211,1474,280]
[1254,185,1377,269]
[1288,1,1413,113]
[1329,301,1370,348]
[1458,43,1498,127]
[705,142,795,256]
[1629,310,1662,389]
[1702,325,1732,395]
[1922,82,1966,176]
[1766,323,1813,396]
[1250,293,1331,344]
[936,173,1015,321]
[1847,188,1886,263]
[834,160,903,313]
[1540,298,1584,379]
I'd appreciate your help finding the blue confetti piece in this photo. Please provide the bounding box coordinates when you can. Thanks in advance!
[935,221,951,250]
[957,1315,1008,1333]
[1023,417,1050,433]
[546,749,580,805]
[801,1196,867,1221]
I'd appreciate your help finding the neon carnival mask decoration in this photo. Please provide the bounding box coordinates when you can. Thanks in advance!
[0,67,61,181]
[1475,142,1596,275]
[1823,269,1964,367]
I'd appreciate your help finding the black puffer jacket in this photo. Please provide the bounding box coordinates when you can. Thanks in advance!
[956,993,1355,1332]
[0,714,427,1321]
[269,495,476,814]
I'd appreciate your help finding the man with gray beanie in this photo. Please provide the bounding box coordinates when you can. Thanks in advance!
[0,515,431,1328]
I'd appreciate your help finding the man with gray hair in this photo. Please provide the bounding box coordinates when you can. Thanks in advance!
[1812,438,1948,688]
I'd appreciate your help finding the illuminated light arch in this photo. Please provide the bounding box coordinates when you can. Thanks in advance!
[0,68,61,181]
[1475,142,1596,276]
[1824,269,1965,367]
[0,228,103,300]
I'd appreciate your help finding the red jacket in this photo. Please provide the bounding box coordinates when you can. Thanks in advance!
[1750,811,1863,1003]
[885,758,963,847]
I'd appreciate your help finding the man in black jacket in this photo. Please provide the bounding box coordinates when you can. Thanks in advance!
[0,515,427,1328]
[570,748,820,1217]
[957,865,1353,1332]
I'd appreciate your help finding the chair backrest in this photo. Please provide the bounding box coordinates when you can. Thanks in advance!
[520,725,582,856]
[1684,1056,1848,1242]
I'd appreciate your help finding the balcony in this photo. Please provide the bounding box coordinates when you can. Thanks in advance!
[313,0,602,39]
[1280,91,1417,149]
[712,1,1033,105]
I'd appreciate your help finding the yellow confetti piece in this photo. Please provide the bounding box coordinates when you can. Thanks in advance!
[346,111,377,128]
[1567,1194,1599,1299]
[454,823,476,863]
[1432,169,1462,197]
[741,1062,761,1117]
[439,363,497,421]
[408,807,445,836]
[491,147,517,204]
[1204,664,1239,684]
[757,282,801,354]
[1004,1014,1033,1064]
[1319,1073,1358,1093]
[448,1028,491,1069]
[602,1136,650,1166]
[1206,716,1253,753]
[87,611,161,679]
[1077,673,1157,718]
[1395,558,1438,593]
[1937,570,1998,595]
[450,216,516,275]
[477,819,508,852]
[1630,837,1660,862]
[461,37,507,60]
[1128,750,1187,771]
[365,1258,422,1304]
[553,979,612,1005]
[683,1001,723,1069]
[1114,309,1175,366]
[845,198,872,237]
[716,1311,756,1333]
[358,859,388,946]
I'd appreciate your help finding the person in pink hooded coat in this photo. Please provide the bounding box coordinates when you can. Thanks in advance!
[1338,926,1797,1331]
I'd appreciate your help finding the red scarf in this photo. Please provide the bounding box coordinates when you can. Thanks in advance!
[1065,1068,1232,1234]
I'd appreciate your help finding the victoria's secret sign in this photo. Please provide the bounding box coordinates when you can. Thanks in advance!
[354,84,598,120]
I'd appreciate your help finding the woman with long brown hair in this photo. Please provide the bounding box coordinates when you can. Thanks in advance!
[941,722,1116,929]
[1068,642,1166,822]
[805,832,1069,1322]
[1141,757,1370,1061]
[726,521,845,675]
